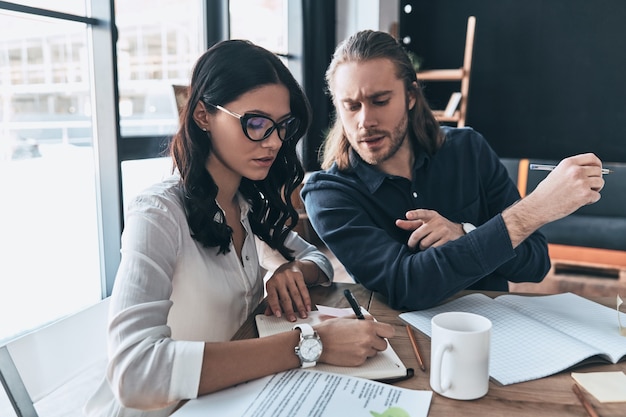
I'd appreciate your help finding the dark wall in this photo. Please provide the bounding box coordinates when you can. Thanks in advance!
[400,0,626,162]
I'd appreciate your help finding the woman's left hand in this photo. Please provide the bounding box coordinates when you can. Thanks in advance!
[264,261,312,322]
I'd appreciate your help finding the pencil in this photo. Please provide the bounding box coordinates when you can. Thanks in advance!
[572,383,600,417]
[405,325,426,372]
[529,163,612,175]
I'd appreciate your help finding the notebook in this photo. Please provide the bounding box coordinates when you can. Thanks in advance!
[400,292,626,385]
[255,307,408,381]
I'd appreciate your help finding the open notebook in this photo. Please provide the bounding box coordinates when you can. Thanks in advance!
[400,292,626,385]
[255,307,408,381]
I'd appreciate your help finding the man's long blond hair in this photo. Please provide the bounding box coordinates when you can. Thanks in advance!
[321,30,443,170]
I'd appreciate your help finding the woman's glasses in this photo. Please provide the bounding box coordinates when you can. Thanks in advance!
[207,103,300,142]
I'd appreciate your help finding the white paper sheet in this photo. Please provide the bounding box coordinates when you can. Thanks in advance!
[571,371,626,403]
[172,369,432,417]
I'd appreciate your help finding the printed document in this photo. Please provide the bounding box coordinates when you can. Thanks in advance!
[171,368,432,417]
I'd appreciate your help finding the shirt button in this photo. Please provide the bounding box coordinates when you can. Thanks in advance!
[412,192,418,198]
[245,255,250,261]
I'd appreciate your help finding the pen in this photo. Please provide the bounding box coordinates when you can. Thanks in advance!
[343,289,365,319]
[572,383,600,417]
[529,163,612,175]
[406,325,426,372]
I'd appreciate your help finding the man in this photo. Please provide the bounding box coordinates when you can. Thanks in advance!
[301,30,605,310]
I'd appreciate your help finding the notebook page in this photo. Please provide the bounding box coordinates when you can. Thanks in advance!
[496,292,626,363]
[255,311,407,380]
[399,293,603,385]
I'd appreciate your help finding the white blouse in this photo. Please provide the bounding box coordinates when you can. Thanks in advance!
[84,176,333,417]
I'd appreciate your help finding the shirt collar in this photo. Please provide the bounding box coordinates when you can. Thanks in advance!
[213,192,251,222]
[349,150,386,193]
[349,145,431,193]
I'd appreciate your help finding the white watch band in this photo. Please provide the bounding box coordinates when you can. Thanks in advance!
[462,222,477,234]
[293,323,322,368]
[293,323,314,338]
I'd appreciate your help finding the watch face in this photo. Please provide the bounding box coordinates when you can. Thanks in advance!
[300,337,323,361]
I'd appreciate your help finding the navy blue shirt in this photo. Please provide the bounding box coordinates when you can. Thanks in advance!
[301,127,550,310]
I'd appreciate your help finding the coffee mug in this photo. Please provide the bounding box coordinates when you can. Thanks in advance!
[430,311,492,400]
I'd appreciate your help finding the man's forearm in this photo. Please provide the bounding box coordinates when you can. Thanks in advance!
[501,194,548,248]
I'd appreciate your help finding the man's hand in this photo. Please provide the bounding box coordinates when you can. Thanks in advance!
[395,209,465,250]
[503,153,605,247]
[527,153,605,222]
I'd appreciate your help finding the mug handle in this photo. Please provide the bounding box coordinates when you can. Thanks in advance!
[432,343,452,393]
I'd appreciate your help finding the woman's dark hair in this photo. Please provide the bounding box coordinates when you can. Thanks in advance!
[170,40,311,260]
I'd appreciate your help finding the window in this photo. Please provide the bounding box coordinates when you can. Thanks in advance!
[229,0,289,56]
[8,0,86,15]
[0,4,118,343]
[0,0,298,344]
[115,0,204,138]
[114,0,206,212]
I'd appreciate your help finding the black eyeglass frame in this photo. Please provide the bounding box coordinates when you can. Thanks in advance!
[206,102,300,142]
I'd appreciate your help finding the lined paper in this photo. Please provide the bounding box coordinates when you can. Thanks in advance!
[400,293,626,385]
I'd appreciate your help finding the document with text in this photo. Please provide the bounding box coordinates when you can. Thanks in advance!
[171,369,432,417]
[400,292,626,385]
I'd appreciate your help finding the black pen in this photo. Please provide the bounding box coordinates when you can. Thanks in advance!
[343,289,365,319]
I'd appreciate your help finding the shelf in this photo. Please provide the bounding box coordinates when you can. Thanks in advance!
[416,68,464,81]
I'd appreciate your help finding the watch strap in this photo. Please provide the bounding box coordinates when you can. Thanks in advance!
[293,323,314,337]
[462,222,477,234]
[293,323,320,368]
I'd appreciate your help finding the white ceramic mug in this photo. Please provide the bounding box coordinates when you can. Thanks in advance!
[430,311,492,400]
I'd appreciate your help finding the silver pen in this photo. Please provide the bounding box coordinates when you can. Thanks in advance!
[529,163,611,175]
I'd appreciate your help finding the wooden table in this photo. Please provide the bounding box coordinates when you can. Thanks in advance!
[233,283,626,417]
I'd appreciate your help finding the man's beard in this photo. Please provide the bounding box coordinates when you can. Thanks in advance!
[359,111,409,165]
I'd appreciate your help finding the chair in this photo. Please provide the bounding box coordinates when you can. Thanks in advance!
[0,298,110,417]
[417,16,476,127]
[172,84,189,115]
[499,157,519,189]
[290,173,321,244]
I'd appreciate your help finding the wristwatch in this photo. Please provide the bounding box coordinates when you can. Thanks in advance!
[462,222,477,234]
[293,324,323,368]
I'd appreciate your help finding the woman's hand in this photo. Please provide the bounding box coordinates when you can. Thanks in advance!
[264,261,312,322]
[314,317,395,367]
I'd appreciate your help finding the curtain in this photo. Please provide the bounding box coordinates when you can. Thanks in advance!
[301,0,336,171]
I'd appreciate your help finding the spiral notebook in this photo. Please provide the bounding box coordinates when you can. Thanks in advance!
[255,307,408,381]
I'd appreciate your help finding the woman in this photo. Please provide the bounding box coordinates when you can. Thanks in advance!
[85,40,394,417]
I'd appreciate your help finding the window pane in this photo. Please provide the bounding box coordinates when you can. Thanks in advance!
[8,1,86,16]
[114,0,204,137]
[230,0,289,55]
[0,12,101,343]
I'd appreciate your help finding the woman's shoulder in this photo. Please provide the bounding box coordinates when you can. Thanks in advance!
[126,175,185,217]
